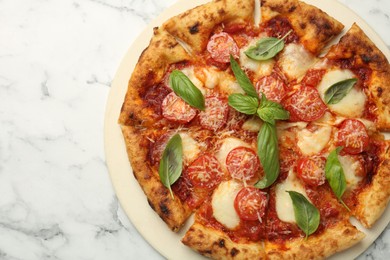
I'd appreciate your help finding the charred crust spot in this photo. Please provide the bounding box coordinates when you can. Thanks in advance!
[147,199,156,210]
[218,239,225,248]
[361,54,372,63]
[377,87,383,97]
[167,41,178,49]
[218,9,226,15]
[160,202,170,216]
[288,5,297,12]
[189,22,200,34]
[200,250,212,255]
[300,22,306,29]
[230,248,239,257]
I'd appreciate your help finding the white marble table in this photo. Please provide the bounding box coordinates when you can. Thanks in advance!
[0,0,389,259]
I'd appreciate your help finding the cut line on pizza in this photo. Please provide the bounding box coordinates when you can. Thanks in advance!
[118,0,390,259]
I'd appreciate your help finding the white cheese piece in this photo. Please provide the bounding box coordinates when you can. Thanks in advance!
[239,38,275,77]
[297,125,332,156]
[216,137,251,168]
[317,69,366,118]
[276,121,308,131]
[180,67,206,94]
[242,117,263,132]
[219,77,245,95]
[202,68,220,89]
[338,155,363,191]
[278,43,317,80]
[212,180,242,229]
[179,132,200,164]
[275,171,310,223]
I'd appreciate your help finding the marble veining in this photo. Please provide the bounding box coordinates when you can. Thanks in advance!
[0,0,389,259]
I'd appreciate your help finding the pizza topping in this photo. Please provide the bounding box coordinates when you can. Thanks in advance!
[296,157,326,187]
[198,96,229,131]
[244,30,292,61]
[317,69,366,118]
[217,137,251,168]
[230,55,258,97]
[242,117,263,132]
[324,78,358,104]
[234,187,267,221]
[283,86,327,122]
[301,69,326,88]
[228,94,259,115]
[263,17,299,44]
[158,134,183,198]
[336,119,369,154]
[169,70,205,110]
[277,43,317,80]
[207,32,239,63]
[286,191,320,238]
[186,153,224,190]
[149,133,172,165]
[297,125,332,156]
[275,171,310,223]
[179,132,201,165]
[325,147,349,210]
[257,94,290,125]
[255,74,287,103]
[161,92,197,123]
[338,154,364,191]
[226,147,261,182]
[212,180,242,229]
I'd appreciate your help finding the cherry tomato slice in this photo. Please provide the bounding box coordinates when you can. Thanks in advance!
[226,147,261,181]
[161,92,197,123]
[336,119,369,154]
[207,32,239,63]
[296,157,326,187]
[283,86,327,122]
[234,187,268,221]
[198,96,229,131]
[255,75,287,103]
[301,69,326,88]
[186,154,224,190]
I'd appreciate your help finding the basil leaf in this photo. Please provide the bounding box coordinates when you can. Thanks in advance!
[287,191,320,239]
[325,147,350,210]
[169,70,205,110]
[255,122,279,188]
[229,55,258,98]
[158,134,183,199]
[324,78,357,105]
[244,30,292,61]
[228,94,259,115]
[257,94,290,125]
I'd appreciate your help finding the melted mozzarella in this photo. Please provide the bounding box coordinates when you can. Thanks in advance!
[219,77,245,95]
[317,69,366,118]
[278,43,317,80]
[297,126,332,156]
[202,67,220,89]
[212,180,242,229]
[216,137,251,168]
[275,171,310,223]
[180,67,206,94]
[179,132,200,164]
[239,38,275,77]
[242,117,263,132]
[338,155,363,191]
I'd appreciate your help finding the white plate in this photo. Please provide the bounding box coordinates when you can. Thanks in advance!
[104,0,390,259]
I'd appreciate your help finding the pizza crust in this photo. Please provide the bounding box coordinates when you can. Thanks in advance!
[353,140,390,228]
[326,23,390,131]
[260,0,344,54]
[118,27,191,127]
[163,0,255,54]
[121,125,192,231]
[182,222,266,260]
[265,221,365,259]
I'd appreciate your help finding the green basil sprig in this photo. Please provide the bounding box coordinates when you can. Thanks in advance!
[228,94,259,115]
[287,191,320,239]
[325,147,350,210]
[244,30,292,61]
[257,94,290,125]
[324,78,357,104]
[255,122,280,189]
[169,70,205,110]
[158,134,183,199]
[229,55,258,97]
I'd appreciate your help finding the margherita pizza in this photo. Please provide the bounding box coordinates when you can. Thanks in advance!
[118,0,390,259]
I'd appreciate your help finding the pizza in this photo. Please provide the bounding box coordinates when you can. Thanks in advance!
[117,0,390,259]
